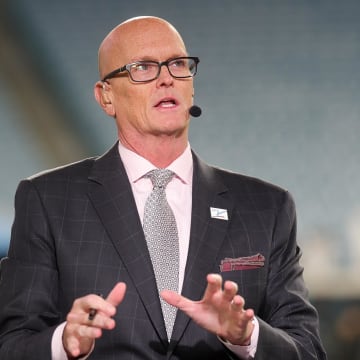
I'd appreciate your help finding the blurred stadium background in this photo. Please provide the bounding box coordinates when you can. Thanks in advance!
[0,1,359,358]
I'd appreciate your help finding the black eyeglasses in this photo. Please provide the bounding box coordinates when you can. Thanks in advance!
[101,56,199,83]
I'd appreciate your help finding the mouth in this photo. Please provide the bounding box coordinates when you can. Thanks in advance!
[154,97,178,109]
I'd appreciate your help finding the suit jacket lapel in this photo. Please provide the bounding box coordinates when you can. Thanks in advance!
[170,152,234,349]
[86,145,233,352]
[87,143,168,344]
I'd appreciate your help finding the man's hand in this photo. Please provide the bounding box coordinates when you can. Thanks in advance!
[161,274,254,345]
[63,282,126,358]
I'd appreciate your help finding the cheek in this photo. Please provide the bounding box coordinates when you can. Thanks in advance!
[182,83,195,104]
[113,86,147,115]
[123,86,150,109]
[114,93,151,130]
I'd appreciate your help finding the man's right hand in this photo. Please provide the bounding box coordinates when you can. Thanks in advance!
[62,282,126,359]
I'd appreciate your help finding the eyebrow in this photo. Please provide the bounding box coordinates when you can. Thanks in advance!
[130,54,188,62]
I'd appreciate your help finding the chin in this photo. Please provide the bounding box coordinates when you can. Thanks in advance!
[152,122,187,138]
[166,117,189,131]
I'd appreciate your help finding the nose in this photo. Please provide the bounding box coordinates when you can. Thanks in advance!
[156,63,174,87]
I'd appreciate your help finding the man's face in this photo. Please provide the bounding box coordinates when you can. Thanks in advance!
[100,20,195,146]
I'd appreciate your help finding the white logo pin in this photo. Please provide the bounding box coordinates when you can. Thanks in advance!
[210,207,228,220]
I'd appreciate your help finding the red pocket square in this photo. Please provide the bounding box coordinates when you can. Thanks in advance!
[220,253,265,272]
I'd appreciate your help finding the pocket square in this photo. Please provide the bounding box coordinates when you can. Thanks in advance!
[220,253,265,272]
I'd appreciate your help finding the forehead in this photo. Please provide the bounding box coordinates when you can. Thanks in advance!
[114,20,187,62]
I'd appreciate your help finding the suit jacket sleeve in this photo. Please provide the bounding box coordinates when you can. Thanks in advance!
[0,180,59,359]
[253,191,325,359]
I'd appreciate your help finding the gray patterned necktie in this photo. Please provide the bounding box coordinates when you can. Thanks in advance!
[143,169,179,340]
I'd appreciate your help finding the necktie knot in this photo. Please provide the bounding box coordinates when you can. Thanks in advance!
[147,168,175,189]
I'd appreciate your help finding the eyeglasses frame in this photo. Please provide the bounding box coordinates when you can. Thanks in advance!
[101,56,200,83]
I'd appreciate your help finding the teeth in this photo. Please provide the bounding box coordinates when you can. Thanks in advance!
[159,101,175,107]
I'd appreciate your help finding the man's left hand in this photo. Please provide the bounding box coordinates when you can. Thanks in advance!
[161,273,254,345]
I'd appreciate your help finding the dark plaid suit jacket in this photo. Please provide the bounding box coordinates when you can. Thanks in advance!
[0,143,326,359]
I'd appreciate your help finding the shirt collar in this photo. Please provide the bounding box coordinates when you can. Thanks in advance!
[118,141,193,185]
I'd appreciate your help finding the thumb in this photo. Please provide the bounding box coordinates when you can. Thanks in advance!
[161,290,190,309]
[106,282,126,307]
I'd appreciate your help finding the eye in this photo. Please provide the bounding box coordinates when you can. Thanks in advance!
[133,62,152,72]
[170,58,187,68]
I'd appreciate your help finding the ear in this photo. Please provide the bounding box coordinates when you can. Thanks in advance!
[94,81,115,117]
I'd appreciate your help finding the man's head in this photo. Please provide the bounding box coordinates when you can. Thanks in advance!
[94,16,197,155]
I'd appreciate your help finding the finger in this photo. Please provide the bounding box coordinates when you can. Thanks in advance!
[76,324,103,339]
[202,273,223,300]
[63,324,98,357]
[240,309,255,341]
[65,336,81,358]
[88,311,116,329]
[106,282,127,307]
[161,290,192,310]
[87,293,105,320]
[244,308,255,321]
[82,311,116,330]
[71,294,114,317]
[230,294,245,312]
[223,280,238,302]
[86,283,126,322]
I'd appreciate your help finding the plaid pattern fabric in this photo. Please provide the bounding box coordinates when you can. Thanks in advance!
[0,143,326,359]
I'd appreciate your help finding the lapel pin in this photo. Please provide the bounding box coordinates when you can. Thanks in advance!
[210,207,228,220]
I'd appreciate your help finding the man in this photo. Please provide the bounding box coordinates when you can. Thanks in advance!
[0,16,326,359]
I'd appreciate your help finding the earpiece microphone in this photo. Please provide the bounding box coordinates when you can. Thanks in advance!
[189,105,202,117]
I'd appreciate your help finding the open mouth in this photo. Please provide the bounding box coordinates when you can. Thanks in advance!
[155,98,178,108]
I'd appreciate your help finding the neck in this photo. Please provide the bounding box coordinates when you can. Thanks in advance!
[119,132,188,168]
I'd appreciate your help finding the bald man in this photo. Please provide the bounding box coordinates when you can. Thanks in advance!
[0,16,326,360]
